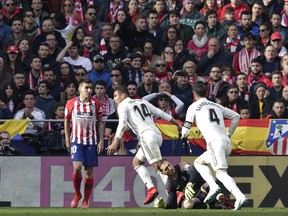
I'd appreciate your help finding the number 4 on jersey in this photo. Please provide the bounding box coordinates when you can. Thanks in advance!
[209,109,220,124]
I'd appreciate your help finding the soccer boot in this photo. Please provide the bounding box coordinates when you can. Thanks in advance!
[233,195,248,210]
[81,200,89,209]
[70,194,82,208]
[144,187,159,205]
[204,186,221,204]
[216,193,235,209]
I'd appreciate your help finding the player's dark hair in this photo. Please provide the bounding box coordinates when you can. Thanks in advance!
[79,78,92,86]
[193,82,207,97]
[114,85,129,96]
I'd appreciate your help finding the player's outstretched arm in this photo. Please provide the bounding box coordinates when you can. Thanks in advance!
[97,118,105,154]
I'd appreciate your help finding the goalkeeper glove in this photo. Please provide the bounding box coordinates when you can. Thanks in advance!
[154,197,167,208]
[184,182,195,200]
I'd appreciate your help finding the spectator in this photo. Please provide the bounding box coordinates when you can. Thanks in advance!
[270,32,287,58]
[173,39,195,71]
[122,52,145,84]
[71,26,85,47]
[220,7,237,30]
[199,0,220,18]
[266,99,288,119]
[106,66,123,98]
[205,10,226,45]
[236,73,251,102]
[93,79,115,120]
[218,84,249,113]
[98,0,125,23]
[77,6,100,43]
[0,57,12,89]
[258,45,281,79]
[37,42,58,70]
[60,79,78,105]
[47,102,65,133]
[232,33,261,75]
[17,38,32,70]
[239,106,251,119]
[161,45,175,73]
[0,82,16,114]
[162,25,181,50]
[56,41,92,72]
[137,69,158,97]
[143,39,160,68]
[35,80,57,118]
[182,60,205,84]
[282,0,288,28]
[126,80,141,99]
[179,0,205,28]
[257,22,272,52]
[74,66,88,85]
[81,34,98,62]
[263,0,283,19]
[237,11,259,40]
[26,56,43,91]
[197,37,232,76]
[154,57,172,83]
[14,90,46,133]
[266,71,284,104]
[219,0,250,22]
[153,0,168,29]
[43,67,63,102]
[31,0,49,26]
[171,71,193,111]
[88,54,111,87]
[187,21,208,62]
[103,35,128,71]
[249,82,271,119]
[224,24,240,56]
[1,0,21,26]
[45,33,62,60]
[251,1,268,27]
[168,9,194,46]
[0,98,14,119]
[270,13,288,44]
[59,62,74,86]
[126,0,139,23]
[281,53,288,86]
[146,9,165,45]
[61,0,82,26]
[22,9,39,38]
[0,9,12,53]
[130,16,154,51]
[282,85,288,108]
[247,58,273,88]
[97,23,114,55]
[206,65,230,102]
[221,63,235,85]
[112,9,134,51]
[11,72,30,113]
[0,131,21,155]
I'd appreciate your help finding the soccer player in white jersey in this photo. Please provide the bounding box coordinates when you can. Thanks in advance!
[65,79,104,208]
[107,85,182,205]
[181,82,247,211]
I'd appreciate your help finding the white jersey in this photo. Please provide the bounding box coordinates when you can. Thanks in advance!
[115,97,173,139]
[182,97,240,144]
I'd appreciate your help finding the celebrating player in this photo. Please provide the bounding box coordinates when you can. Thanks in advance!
[181,82,247,210]
[107,85,182,205]
[64,79,104,208]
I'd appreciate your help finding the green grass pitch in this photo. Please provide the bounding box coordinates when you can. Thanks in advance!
[0,208,288,216]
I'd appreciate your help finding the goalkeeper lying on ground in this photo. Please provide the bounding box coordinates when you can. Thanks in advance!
[155,159,234,209]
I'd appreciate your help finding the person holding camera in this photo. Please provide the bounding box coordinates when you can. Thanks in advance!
[0,131,21,155]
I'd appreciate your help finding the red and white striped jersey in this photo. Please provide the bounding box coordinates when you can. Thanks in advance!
[65,96,103,145]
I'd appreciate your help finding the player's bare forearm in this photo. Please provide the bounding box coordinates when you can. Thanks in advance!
[107,137,119,155]
[64,119,71,150]
[97,118,105,141]
[169,118,182,132]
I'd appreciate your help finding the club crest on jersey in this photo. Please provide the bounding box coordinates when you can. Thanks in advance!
[266,120,288,155]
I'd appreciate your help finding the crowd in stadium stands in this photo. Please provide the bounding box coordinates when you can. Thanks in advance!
[1,0,288,137]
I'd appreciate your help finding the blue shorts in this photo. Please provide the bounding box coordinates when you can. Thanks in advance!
[70,143,98,167]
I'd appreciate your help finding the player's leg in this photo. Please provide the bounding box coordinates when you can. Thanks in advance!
[212,141,247,210]
[81,145,98,208]
[71,144,84,208]
[194,145,221,203]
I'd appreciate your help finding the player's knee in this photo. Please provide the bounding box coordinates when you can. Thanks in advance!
[132,157,144,168]
[183,199,195,209]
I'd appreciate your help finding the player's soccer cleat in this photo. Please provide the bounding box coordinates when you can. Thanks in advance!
[81,200,89,209]
[70,194,82,208]
[233,196,248,210]
[216,193,235,209]
[144,187,159,205]
[204,187,221,204]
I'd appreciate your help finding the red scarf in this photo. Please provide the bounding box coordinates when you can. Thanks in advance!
[207,78,223,100]
[226,36,240,55]
[28,71,43,90]
[96,95,110,116]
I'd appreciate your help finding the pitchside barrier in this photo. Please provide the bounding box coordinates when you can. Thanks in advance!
[0,156,287,208]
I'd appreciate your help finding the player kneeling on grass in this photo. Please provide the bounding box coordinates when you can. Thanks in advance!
[154,159,235,209]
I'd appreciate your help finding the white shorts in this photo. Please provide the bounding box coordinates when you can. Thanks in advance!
[197,140,232,171]
[135,130,162,165]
